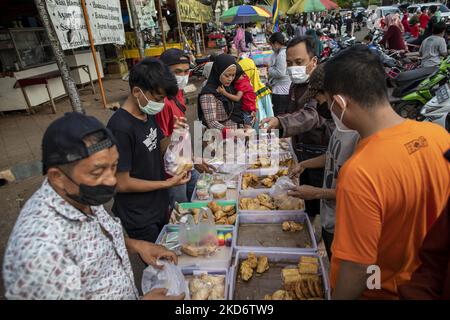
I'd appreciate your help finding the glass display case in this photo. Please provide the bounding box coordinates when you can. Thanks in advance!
[0,28,55,72]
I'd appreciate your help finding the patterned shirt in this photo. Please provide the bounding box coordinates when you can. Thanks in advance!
[3,179,139,300]
[200,94,239,131]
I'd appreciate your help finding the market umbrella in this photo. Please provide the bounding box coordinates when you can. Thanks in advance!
[287,0,339,14]
[220,5,272,25]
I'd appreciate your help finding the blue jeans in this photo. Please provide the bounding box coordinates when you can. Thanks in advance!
[168,169,200,209]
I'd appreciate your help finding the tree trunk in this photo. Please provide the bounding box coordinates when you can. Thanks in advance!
[34,0,84,114]
[129,0,145,59]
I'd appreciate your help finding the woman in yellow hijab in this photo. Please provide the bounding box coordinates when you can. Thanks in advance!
[238,58,274,128]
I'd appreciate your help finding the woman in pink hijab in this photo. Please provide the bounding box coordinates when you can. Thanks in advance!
[380,13,407,51]
[233,25,248,54]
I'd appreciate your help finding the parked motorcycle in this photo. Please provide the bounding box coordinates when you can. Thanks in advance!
[418,83,450,132]
[390,56,450,119]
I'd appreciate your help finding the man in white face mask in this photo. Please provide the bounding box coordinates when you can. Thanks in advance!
[157,49,191,137]
[288,64,360,261]
[158,49,215,208]
[322,45,450,300]
[261,37,335,219]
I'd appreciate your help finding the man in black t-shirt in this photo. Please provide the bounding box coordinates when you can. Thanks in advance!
[107,58,191,242]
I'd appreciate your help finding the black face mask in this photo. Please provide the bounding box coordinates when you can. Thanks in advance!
[63,172,116,206]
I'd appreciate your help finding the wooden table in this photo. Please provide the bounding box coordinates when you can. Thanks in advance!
[14,65,95,114]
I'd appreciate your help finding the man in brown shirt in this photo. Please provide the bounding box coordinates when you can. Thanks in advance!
[261,36,334,217]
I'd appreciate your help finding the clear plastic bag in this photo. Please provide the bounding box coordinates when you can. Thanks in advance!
[198,209,218,247]
[179,209,218,247]
[141,260,190,299]
[270,176,304,211]
[164,128,193,176]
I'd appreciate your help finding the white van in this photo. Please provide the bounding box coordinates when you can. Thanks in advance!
[375,6,401,18]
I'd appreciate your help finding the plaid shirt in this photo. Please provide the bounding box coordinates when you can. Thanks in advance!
[3,179,139,300]
[200,94,238,131]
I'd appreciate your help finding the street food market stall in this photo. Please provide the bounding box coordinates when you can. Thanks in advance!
[0,27,103,113]
[149,132,330,300]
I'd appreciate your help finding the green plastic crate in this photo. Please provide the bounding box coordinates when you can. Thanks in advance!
[177,200,236,210]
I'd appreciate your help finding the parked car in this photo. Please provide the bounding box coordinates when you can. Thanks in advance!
[375,6,401,19]
[408,3,450,22]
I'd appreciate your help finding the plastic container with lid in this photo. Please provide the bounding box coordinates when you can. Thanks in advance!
[210,184,227,199]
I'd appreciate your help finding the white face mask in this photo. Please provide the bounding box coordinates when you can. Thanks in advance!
[137,88,165,115]
[287,66,308,84]
[330,96,354,132]
[175,75,189,90]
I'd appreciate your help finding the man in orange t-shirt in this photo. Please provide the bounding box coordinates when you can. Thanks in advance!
[323,45,450,300]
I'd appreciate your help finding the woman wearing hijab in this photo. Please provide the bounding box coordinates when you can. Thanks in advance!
[239,58,274,128]
[233,25,247,55]
[380,13,407,51]
[198,54,244,133]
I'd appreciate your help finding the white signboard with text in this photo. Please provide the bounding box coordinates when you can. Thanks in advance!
[46,0,125,50]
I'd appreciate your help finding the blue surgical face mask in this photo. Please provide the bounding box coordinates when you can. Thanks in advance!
[137,88,165,115]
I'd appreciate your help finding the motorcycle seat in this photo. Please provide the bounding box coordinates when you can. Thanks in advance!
[394,66,437,83]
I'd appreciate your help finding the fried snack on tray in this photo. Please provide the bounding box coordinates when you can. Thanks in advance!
[282,221,304,232]
[240,260,254,281]
[285,256,325,300]
[215,217,228,225]
[271,290,293,300]
[214,210,227,220]
[273,194,305,210]
[189,274,226,300]
[282,267,302,291]
[181,244,216,257]
[257,193,276,209]
[242,173,259,190]
[261,177,275,188]
[276,168,289,176]
[221,205,234,213]
[298,262,319,274]
[207,201,221,213]
[227,214,237,225]
[256,256,269,274]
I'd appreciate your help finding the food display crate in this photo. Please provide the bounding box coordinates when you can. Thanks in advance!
[237,168,295,196]
[237,188,305,214]
[156,224,235,269]
[228,249,330,300]
[232,212,317,252]
[181,266,230,300]
[191,185,239,202]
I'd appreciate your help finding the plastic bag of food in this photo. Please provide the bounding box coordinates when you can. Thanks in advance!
[179,214,200,246]
[270,176,304,210]
[198,209,218,247]
[164,128,193,176]
[141,260,190,299]
[270,176,297,197]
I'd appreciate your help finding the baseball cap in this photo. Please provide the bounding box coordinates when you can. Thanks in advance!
[42,112,116,174]
[159,48,190,66]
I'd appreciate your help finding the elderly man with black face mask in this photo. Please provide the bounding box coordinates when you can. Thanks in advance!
[2,113,183,300]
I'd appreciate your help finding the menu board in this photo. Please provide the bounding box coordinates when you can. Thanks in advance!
[46,0,125,50]
[134,0,156,30]
[178,0,213,24]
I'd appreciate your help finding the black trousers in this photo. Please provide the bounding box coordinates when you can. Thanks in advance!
[296,149,326,217]
[322,228,334,261]
[272,94,291,116]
